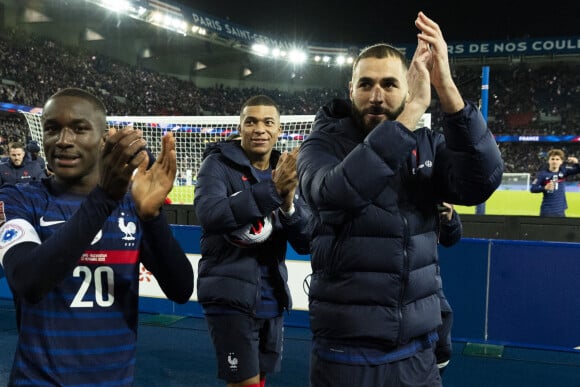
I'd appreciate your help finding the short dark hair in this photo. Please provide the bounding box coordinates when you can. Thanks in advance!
[9,141,25,151]
[239,95,280,116]
[43,88,108,131]
[27,141,41,153]
[352,43,408,74]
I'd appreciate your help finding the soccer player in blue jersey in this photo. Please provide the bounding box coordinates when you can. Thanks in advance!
[0,88,194,386]
[530,148,580,217]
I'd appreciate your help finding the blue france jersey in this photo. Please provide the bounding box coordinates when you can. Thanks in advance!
[531,162,580,216]
[0,181,143,386]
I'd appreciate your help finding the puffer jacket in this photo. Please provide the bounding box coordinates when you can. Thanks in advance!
[194,140,312,315]
[297,99,503,346]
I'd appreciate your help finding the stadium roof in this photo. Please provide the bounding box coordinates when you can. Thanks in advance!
[2,0,351,88]
[182,0,580,45]
[3,0,579,90]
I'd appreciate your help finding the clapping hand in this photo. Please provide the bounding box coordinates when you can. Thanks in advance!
[131,132,177,220]
[100,126,147,201]
[272,147,299,212]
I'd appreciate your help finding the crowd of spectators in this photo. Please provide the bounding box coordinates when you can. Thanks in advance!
[437,63,580,137]
[1,27,579,179]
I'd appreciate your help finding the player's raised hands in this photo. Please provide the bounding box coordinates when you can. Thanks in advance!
[272,147,299,211]
[99,126,147,201]
[414,11,464,113]
[131,131,177,220]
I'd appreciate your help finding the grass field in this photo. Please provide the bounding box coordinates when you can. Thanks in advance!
[168,185,580,218]
[167,185,195,205]
[455,189,580,217]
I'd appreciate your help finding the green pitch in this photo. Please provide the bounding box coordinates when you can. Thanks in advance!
[168,186,580,218]
[455,190,580,217]
[167,185,195,205]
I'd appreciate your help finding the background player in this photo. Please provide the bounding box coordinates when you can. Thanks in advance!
[530,148,580,217]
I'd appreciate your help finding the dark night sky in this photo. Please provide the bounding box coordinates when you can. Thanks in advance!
[178,1,578,46]
[178,0,580,45]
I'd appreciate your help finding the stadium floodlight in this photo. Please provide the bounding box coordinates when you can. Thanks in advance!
[251,43,269,56]
[150,11,163,23]
[141,48,152,58]
[150,13,186,34]
[98,0,132,13]
[336,55,346,65]
[162,14,173,26]
[194,61,207,71]
[85,0,374,69]
[271,48,282,58]
[177,20,188,33]
[166,16,187,33]
[288,49,307,64]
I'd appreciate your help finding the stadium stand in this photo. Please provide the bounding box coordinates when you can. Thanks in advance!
[2,27,580,181]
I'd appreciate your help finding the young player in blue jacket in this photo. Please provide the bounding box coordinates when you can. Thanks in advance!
[530,148,580,217]
[0,88,194,386]
[194,95,312,387]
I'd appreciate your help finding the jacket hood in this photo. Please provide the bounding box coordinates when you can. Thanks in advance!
[202,139,232,160]
[314,98,366,144]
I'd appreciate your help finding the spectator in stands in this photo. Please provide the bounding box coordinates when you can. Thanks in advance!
[0,141,44,185]
[436,202,463,377]
[0,88,194,385]
[296,12,503,386]
[530,148,580,217]
[4,17,580,199]
[194,95,312,387]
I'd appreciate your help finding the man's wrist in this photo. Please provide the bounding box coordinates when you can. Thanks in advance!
[280,204,295,217]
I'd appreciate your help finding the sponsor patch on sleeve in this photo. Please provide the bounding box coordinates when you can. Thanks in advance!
[0,219,41,266]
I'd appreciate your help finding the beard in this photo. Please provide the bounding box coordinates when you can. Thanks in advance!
[351,101,405,134]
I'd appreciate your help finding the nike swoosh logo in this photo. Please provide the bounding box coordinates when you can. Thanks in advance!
[39,216,66,227]
[91,230,102,245]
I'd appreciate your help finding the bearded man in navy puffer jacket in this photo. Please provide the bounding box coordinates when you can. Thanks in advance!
[297,12,504,387]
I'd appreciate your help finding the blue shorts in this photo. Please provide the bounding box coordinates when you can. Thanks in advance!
[205,313,283,383]
[310,346,442,387]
